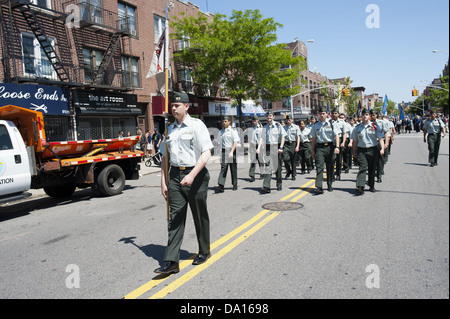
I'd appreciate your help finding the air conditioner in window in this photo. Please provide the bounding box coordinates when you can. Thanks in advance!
[130,29,137,36]
[94,16,103,25]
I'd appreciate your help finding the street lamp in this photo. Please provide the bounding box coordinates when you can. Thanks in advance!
[432,49,449,55]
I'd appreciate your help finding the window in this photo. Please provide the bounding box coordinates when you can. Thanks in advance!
[80,0,103,24]
[154,15,165,42]
[180,69,193,93]
[121,56,140,88]
[0,125,13,151]
[118,2,137,35]
[21,33,56,79]
[179,35,190,51]
[31,0,51,9]
[83,48,104,83]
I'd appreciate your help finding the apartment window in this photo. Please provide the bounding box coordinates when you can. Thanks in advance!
[180,69,193,93]
[80,0,103,24]
[83,48,104,83]
[31,0,51,9]
[178,35,190,51]
[21,33,56,79]
[121,56,140,88]
[118,2,136,35]
[154,15,165,42]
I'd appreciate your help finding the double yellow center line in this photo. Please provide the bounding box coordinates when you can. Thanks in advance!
[124,178,316,299]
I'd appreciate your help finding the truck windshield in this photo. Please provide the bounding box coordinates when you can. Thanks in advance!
[0,124,14,150]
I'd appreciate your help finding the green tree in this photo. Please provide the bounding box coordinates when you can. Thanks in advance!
[171,9,306,126]
[429,75,449,115]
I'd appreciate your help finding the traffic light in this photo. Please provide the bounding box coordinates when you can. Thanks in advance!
[342,89,350,97]
[412,89,419,96]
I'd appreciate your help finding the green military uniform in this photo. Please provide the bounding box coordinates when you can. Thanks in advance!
[159,111,213,265]
[216,120,240,190]
[422,112,446,166]
[310,113,341,192]
[282,115,300,180]
[332,115,347,179]
[351,110,385,194]
[371,110,388,182]
[248,117,263,181]
[298,125,312,173]
[261,117,287,192]
[340,119,352,173]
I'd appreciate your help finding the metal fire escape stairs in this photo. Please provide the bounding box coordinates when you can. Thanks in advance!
[91,30,125,85]
[15,2,70,82]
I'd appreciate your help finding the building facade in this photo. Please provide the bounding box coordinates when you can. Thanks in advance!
[0,0,220,141]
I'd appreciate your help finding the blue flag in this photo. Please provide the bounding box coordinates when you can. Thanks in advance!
[382,95,388,115]
[357,100,362,116]
[400,103,405,120]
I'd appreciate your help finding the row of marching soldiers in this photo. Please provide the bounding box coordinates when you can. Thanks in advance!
[213,106,393,196]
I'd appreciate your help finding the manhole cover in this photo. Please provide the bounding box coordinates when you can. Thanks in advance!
[262,202,304,211]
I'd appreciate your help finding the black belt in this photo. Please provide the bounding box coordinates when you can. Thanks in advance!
[285,141,295,144]
[317,142,333,147]
[171,166,195,171]
[358,146,377,150]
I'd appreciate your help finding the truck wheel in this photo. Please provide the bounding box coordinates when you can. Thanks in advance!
[96,164,125,196]
[44,184,76,198]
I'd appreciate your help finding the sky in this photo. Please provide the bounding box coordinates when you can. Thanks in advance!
[193,0,449,104]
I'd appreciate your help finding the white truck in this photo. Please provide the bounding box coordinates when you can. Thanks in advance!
[0,105,143,204]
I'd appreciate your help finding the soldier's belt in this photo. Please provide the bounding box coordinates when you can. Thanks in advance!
[172,166,194,171]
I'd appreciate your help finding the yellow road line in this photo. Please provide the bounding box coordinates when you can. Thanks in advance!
[149,212,281,299]
[125,178,316,299]
[124,209,270,299]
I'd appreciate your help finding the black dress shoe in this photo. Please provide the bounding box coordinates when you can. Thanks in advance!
[233,185,238,191]
[430,163,435,167]
[313,187,324,194]
[214,185,224,193]
[292,176,296,181]
[285,173,291,179]
[344,169,349,174]
[260,187,271,193]
[193,253,211,265]
[249,177,255,182]
[327,185,333,192]
[369,187,376,193]
[355,187,364,195]
[154,261,179,274]
[377,177,382,183]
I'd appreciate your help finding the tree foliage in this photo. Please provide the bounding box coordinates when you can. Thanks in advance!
[171,9,306,125]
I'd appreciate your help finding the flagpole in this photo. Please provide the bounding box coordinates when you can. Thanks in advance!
[164,2,170,221]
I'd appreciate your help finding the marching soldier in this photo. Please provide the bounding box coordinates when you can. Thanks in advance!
[310,106,341,194]
[214,116,240,192]
[370,110,389,183]
[248,115,263,182]
[298,120,313,174]
[155,91,214,275]
[422,110,446,167]
[352,109,385,194]
[283,114,300,180]
[257,111,286,193]
[331,108,348,180]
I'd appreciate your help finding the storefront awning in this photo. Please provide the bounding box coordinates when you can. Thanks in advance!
[240,101,266,117]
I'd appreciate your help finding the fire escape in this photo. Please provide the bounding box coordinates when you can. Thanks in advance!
[0,0,132,89]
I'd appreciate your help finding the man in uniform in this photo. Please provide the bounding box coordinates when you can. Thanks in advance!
[352,109,385,194]
[298,120,313,174]
[248,115,263,182]
[257,111,286,193]
[214,116,240,192]
[370,110,389,183]
[282,114,300,180]
[331,108,348,180]
[422,109,446,167]
[310,106,341,194]
[155,91,214,275]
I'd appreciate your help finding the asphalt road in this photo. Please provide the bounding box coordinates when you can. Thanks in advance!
[0,133,448,301]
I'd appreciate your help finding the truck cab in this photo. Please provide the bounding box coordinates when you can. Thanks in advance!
[0,120,32,203]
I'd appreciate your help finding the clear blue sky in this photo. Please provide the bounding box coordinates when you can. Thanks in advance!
[195,0,449,104]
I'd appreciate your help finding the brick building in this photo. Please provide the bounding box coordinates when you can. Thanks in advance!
[0,0,221,141]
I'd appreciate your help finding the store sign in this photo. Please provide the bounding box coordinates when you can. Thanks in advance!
[0,83,70,115]
[208,101,237,116]
[73,90,140,114]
